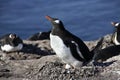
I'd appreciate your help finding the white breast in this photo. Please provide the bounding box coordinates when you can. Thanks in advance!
[50,34,82,68]
[114,32,120,45]
[1,43,23,52]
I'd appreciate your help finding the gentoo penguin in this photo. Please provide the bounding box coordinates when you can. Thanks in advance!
[93,45,120,63]
[45,15,93,69]
[0,33,23,52]
[28,30,51,40]
[111,22,120,45]
[92,37,120,64]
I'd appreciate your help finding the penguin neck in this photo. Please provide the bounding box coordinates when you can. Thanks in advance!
[51,24,66,35]
[116,29,120,42]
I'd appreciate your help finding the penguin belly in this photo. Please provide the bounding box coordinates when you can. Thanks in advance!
[1,43,23,52]
[50,34,82,68]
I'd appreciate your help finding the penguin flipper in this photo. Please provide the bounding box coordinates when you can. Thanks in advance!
[64,40,88,61]
[91,37,104,53]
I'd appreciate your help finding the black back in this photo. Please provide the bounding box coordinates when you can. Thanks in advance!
[28,31,50,40]
[93,45,120,61]
[50,18,92,62]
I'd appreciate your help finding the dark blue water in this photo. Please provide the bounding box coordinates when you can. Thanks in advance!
[0,0,120,41]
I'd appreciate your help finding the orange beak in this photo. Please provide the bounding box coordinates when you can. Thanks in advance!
[111,22,116,26]
[45,15,52,21]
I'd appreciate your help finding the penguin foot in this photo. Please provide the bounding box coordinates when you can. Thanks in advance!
[65,64,72,69]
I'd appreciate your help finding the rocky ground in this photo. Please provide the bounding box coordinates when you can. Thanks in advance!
[0,34,120,80]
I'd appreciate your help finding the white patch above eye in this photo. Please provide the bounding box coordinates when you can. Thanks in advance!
[9,34,12,38]
[54,20,60,23]
[115,23,120,26]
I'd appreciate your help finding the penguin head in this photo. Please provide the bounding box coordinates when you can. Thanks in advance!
[45,15,65,30]
[111,22,120,29]
[8,33,23,47]
[9,33,17,40]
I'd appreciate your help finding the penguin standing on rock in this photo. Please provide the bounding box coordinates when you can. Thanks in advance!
[45,15,93,69]
[0,33,23,52]
[111,22,120,45]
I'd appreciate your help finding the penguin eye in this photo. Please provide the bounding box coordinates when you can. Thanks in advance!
[54,20,60,24]
[115,23,120,26]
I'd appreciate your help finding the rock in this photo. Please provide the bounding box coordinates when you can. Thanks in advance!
[0,34,119,80]
[0,40,54,60]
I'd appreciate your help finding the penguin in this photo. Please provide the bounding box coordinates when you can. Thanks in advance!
[92,45,120,63]
[91,37,120,65]
[45,15,93,69]
[0,33,23,52]
[111,22,120,45]
[28,30,51,41]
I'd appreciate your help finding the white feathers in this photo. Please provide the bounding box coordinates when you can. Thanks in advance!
[1,43,23,52]
[115,23,120,26]
[114,32,120,45]
[54,20,60,24]
[9,34,13,38]
[71,41,84,59]
[50,34,83,68]
[50,33,71,59]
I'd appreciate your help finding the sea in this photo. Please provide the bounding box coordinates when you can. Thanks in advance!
[0,0,120,41]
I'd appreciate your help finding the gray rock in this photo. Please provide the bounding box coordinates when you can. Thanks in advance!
[0,34,119,80]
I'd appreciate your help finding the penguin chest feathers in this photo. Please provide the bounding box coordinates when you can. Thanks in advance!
[113,32,120,45]
[1,43,23,52]
[50,34,70,58]
[50,33,84,63]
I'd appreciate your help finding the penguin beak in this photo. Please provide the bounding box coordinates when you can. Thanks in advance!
[111,22,120,27]
[45,15,53,21]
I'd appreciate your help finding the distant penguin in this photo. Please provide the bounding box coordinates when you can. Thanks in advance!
[111,22,120,45]
[92,37,120,63]
[46,15,93,69]
[93,45,120,62]
[0,33,23,52]
[28,31,51,41]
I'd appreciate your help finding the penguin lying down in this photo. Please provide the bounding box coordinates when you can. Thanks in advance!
[89,36,120,67]
[92,38,120,63]
[91,22,120,65]
[0,33,23,52]
[28,30,51,41]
